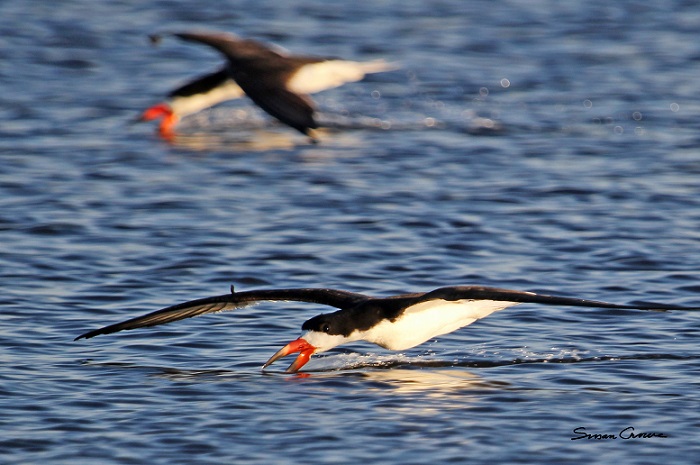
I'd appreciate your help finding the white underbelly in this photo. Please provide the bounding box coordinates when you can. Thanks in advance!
[170,80,245,117]
[363,299,519,350]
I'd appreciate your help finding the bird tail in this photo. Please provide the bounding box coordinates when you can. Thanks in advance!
[357,59,401,75]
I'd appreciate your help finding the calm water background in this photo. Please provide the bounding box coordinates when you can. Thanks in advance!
[3,1,700,463]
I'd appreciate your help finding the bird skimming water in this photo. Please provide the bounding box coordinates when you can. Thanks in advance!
[75,285,698,373]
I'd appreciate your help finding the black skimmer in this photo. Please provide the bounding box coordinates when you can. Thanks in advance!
[75,285,698,373]
[141,67,244,137]
[140,31,397,139]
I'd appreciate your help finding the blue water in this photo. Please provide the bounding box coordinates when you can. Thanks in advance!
[3,0,700,463]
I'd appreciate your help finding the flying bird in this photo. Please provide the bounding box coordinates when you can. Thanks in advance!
[75,285,698,373]
[140,67,244,137]
[140,31,397,139]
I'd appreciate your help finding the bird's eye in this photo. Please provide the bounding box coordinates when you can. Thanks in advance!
[322,324,330,333]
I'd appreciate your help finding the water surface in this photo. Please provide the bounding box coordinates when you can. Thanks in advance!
[2,1,700,464]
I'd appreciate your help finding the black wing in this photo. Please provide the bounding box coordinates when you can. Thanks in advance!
[236,83,317,135]
[173,31,288,63]
[172,31,321,135]
[75,288,369,341]
[168,67,234,98]
[420,286,699,311]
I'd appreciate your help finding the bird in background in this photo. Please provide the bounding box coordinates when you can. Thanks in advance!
[140,31,398,140]
[75,284,699,373]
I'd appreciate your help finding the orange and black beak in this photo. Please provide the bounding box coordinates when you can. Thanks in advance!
[140,103,177,138]
[263,337,317,373]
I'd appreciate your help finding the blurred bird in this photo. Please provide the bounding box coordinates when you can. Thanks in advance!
[140,31,397,140]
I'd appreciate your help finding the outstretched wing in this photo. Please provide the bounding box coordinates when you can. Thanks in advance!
[75,288,369,341]
[168,67,237,98]
[237,84,317,135]
[170,31,321,135]
[173,31,288,63]
[420,286,699,312]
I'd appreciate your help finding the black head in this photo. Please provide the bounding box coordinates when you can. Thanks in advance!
[301,313,339,335]
[301,302,393,337]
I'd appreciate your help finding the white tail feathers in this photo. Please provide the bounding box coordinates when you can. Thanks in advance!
[287,59,398,95]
